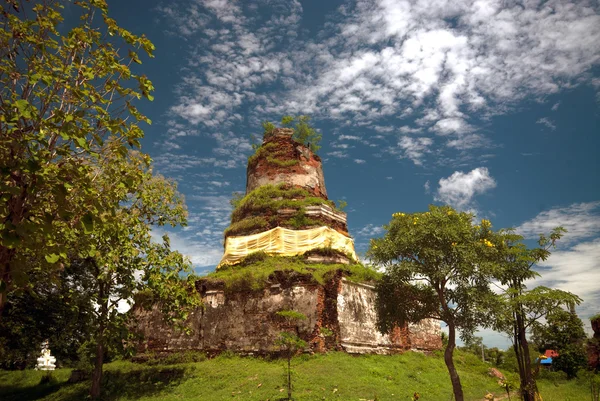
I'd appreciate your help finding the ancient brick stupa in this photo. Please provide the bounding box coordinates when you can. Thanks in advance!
[135,129,441,354]
[219,128,356,267]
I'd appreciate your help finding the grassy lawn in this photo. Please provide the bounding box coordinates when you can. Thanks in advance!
[0,351,591,401]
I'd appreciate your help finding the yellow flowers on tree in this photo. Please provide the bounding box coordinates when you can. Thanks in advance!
[368,205,499,401]
[0,0,155,316]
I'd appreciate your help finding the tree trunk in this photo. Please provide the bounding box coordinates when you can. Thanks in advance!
[90,281,108,399]
[511,289,537,401]
[0,246,16,322]
[90,337,104,399]
[519,320,537,401]
[444,323,464,401]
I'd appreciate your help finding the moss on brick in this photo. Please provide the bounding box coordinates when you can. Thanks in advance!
[204,255,380,294]
[230,184,334,223]
[224,216,269,237]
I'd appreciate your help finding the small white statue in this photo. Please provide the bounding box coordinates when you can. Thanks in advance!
[35,340,56,371]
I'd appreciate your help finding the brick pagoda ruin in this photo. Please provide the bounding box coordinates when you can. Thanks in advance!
[135,128,441,354]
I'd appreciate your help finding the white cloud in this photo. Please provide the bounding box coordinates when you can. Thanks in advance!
[531,238,600,334]
[356,224,385,238]
[446,133,489,150]
[354,159,366,164]
[424,180,431,193]
[327,150,349,159]
[536,117,557,131]
[398,136,433,166]
[158,0,600,171]
[435,167,496,210]
[516,201,600,243]
[338,135,362,141]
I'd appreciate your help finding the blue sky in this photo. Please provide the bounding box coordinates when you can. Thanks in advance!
[106,0,599,347]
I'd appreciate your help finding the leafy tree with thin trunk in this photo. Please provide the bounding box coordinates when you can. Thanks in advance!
[532,308,587,378]
[0,259,96,369]
[368,205,498,401]
[490,228,581,400]
[75,147,200,399]
[0,0,155,318]
[275,310,307,401]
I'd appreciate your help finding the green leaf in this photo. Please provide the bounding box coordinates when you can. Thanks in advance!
[45,253,60,263]
[75,137,88,149]
[82,213,94,234]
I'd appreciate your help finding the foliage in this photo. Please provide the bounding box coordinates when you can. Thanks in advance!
[0,0,156,314]
[286,210,320,230]
[231,184,335,223]
[336,200,348,212]
[223,216,269,237]
[262,121,276,138]
[288,115,322,152]
[1,351,593,401]
[490,227,582,401]
[591,313,600,323]
[368,205,500,401]
[459,336,505,366]
[580,370,600,401]
[276,310,307,322]
[532,309,588,378]
[0,261,96,369]
[68,149,201,398]
[224,184,337,237]
[259,115,322,152]
[205,255,380,294]
[229,192,245,209]
[145,351,207,366]
[275,310,308,400]
[247,141,300,169]
[500,343,540,373]
[497,377,517,401]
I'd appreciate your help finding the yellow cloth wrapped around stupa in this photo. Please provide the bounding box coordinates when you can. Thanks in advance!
[218,226,357,268]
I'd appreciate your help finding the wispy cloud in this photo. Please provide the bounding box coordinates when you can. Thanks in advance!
[536,117,557,131]
[356,223,385,238]
[158,0,600,164]
[533,238,600,329]
[151,0,600,275]
[516,203,600,333]
[516,201,600,244]
[326,150,349,159]
[397,136,433,166]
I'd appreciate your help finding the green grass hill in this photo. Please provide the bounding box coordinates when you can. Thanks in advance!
[0,350,589,401]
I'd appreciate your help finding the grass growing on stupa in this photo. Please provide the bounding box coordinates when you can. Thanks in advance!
[0,350,591,401]
[224,184,340,238]
[203,253,380,293]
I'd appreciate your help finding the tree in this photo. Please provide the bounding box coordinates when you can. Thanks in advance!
[0,259,95,369]
[73,147,200,399]
[368,205,498,401]
[275,310,307,401]
[0,0,155,317]
[532,308,587,378]
[490,228,581,401]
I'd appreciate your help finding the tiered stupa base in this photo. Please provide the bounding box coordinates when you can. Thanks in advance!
[134,270,441,355]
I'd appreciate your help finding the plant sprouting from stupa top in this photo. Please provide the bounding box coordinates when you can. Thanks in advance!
[260,115,322,152]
